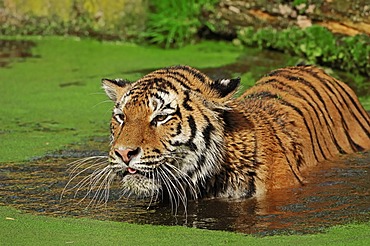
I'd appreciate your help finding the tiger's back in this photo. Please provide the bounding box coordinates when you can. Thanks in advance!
[249,65,370,155]
[222,65,370,195]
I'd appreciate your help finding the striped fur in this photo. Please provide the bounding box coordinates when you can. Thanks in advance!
[101,65,370,203]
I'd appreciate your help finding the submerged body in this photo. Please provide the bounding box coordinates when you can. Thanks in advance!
[101,65,370,202]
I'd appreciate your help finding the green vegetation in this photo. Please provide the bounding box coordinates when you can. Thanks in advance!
[0,36,242,163]
[142,0,217,48]
[0,0,147,40]
[0,0,216,46]
[1,206,370,245]
[237,25,370,77]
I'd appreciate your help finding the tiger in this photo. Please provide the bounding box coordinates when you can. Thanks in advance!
[71,65,370,208]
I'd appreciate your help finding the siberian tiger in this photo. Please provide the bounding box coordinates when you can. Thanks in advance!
[71,65,370,207]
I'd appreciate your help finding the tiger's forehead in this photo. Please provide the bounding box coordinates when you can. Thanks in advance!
[117,79,179,111]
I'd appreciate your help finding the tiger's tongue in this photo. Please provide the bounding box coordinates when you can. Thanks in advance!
[127,167,137,174]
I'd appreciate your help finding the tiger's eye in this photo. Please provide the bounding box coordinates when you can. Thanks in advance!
[151,114,168,126]
[155,115,167,122]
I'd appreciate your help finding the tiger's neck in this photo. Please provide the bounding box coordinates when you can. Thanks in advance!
[198,105,262,198]
[202,100,308,198]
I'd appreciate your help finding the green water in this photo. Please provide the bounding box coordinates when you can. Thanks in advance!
[0,37,245,162]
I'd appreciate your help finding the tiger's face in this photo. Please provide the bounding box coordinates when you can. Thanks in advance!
[102,66,240,202]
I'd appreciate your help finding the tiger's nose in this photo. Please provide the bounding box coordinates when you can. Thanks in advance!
[114,147,141,164]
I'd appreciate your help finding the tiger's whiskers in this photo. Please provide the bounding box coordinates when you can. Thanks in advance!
[62,150,199,215]
[61,156,115,207]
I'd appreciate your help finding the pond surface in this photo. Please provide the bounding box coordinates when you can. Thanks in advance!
[1,39,368,96]
[0,137,369,235]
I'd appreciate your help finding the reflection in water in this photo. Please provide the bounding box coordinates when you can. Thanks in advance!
[0,149,369,235]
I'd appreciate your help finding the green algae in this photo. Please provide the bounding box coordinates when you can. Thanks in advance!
[1,206,369,245]
[0,37,242,162]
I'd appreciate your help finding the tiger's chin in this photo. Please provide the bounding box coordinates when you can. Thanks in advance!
[117,170,162,199]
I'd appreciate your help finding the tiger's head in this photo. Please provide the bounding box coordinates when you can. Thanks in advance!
[102,66,240,203]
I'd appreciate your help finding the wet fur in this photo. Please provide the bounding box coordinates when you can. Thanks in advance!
[64,65,370,209]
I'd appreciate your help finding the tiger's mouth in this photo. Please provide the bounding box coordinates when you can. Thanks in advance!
[127,167,137,174]
[117,167,140,178]
[116,166,153,180]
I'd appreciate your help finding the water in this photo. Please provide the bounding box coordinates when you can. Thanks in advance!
[0,141,369,235]
[1,39,368,96]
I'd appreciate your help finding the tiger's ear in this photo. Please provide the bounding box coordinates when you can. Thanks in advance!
[211,77,240,99]
[102,78,131,102]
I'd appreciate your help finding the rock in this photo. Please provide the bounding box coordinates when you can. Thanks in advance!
[207,0,370,37]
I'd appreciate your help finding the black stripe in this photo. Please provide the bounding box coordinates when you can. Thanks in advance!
[282,72,346,154]
[153,148,160,154]
[152,70,204,93]
[271,76,342,156]
[306,70,369,150]
[263,110,304,184]
[186,115,197,151]
[173,65,206,84]
[174,106,182,119]
[147,77,176,90]
[334,79,370,135]
[169,115,197,150]
[183,90,193,111]
[153,71,192,90]
[176,123,182,135]
[246,91,320,160]
[260,104,304,168]
[155,88,171,95]
[153,93,165,107]
[246,91,279,100]
[202,116,215,148]
[167,73,192,90]
[170,123,182,138]
[194,154,206,182]
[259,68,366,153]
[263,68,284,77]
[161,79,178,93]
[276,71,349,154]
[252,132,258,168]
[245,171,256,197]
[160,139,172,152]
[324,80,368,150]
[163,103,176,110]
